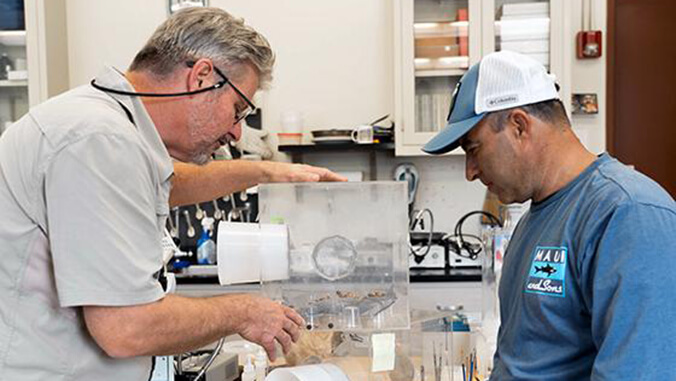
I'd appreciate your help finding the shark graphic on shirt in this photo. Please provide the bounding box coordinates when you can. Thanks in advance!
[535,264,557,277]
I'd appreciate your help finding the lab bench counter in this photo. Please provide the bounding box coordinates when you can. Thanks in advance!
[176,279,483,314]
[175,267,481,285]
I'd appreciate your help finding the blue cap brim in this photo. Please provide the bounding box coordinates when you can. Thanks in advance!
[422,113,486,154]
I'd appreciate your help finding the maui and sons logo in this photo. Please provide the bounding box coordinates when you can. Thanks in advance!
[524,246,567,298]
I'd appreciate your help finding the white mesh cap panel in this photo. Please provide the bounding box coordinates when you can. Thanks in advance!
[475,50,559,114]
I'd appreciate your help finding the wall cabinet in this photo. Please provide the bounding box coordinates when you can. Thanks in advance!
[0,29,28,132]
[394,0,572,156]
[0,0,69,136]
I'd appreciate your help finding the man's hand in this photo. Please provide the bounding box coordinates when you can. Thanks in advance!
[262,161,348,183]
[233,295,305,361]
[83,293,305,359]
[170,160,347,207]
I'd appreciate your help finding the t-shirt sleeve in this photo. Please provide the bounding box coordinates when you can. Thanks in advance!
[588,202,676,380]
[45,132,165,307]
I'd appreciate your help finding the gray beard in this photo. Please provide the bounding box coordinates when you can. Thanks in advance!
[190,151,212,166]
[186,102,216,166]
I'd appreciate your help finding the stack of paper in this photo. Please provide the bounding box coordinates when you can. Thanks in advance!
[496,2,550,67]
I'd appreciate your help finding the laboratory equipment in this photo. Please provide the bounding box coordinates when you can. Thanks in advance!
[196,217,216,265]
[217,222,289,285]
[209,183,503,379]
[270,309,489,381]
[409,232,447,269]
[241,357,255,381]
[172,348,238,381]
[257,181,411,332]
[254,348,268,380]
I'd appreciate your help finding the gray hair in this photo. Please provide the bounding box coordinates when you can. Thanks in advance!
[129,7,274,88]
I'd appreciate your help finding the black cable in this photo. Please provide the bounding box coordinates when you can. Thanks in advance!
[147,356,156,381]
[90,61,233,98]
[454,211,502,237]
[452,211,502,260]
[442,233,484,259]
[409,208,434,263]
[90,77,226,98]
[193,338,225,381]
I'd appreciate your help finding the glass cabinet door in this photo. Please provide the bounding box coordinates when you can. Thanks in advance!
[396,0,480,154]
[414,0,469,137]
[484,0,568,116]
[0,28,29,137]
[0,0,69,137]
[413,0,470,75]
[492,0,552,70]
[395,0,568,156]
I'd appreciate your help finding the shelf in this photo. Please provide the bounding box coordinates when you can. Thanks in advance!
[278,142,394,154]
[279,142,395,181]
[415,69,466,77]
[414,21,468,38]
[0,80,28,87]
[0,31,26,46]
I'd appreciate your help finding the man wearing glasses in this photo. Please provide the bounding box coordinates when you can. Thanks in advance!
[0,7,342,380]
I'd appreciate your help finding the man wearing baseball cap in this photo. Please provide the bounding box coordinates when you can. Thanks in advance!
[424,51,676,379]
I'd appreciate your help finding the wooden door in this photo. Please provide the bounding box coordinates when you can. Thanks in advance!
[607,0,676,197]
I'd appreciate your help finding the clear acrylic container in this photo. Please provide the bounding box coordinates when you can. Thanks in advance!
[258,181,410,332]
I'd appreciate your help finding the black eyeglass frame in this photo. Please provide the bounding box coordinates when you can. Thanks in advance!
[186,60,257,124]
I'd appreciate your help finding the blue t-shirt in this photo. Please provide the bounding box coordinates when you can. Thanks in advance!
[491,153,676,380]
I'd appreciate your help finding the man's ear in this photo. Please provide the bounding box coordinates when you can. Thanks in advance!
[508,108,531,141]
[187,58,213,91]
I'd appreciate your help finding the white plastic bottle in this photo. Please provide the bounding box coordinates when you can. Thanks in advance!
[241,356,255,381]
[254,348,268,381]
[196,217,216,265]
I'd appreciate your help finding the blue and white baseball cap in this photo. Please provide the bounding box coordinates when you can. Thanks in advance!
[422,50,560,154]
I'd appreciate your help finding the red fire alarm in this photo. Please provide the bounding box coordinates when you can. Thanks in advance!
[576,30,602,59]
[576,0,602,59]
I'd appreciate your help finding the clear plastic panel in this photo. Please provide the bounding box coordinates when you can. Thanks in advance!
[280,309,491,380]
[258,182,410,332]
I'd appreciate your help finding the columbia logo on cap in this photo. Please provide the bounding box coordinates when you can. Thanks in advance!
[486,94,519,108]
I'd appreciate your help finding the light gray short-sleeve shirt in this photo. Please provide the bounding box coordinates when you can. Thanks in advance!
[0,67,174,380]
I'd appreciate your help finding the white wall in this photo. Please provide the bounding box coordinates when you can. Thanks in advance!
[63,0,607,234]
[66,0,165,84]
[569,0,607,154]
[66,0,394,133]
[215,0,394,132]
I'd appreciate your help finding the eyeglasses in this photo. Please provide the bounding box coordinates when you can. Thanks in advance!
[186,61,257,124]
